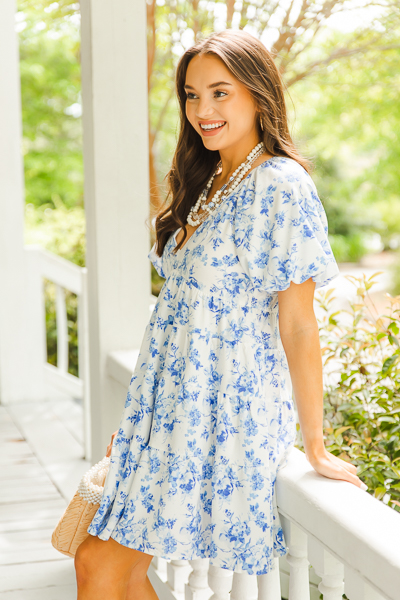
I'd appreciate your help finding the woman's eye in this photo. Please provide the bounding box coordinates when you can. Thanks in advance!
[185,90,227,99]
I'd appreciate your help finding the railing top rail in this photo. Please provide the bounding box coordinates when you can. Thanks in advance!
[276,448,400,600]
[25,244,85,293]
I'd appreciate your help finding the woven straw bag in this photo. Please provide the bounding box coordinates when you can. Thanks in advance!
[51,455,110,557]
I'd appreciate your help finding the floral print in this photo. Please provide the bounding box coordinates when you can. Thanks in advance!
[87,156,340,575]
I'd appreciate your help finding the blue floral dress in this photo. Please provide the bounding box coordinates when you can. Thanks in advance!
[87,156,340,575]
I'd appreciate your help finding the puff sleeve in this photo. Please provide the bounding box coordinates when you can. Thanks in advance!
[148,242,166,279]
[233,159,340,294]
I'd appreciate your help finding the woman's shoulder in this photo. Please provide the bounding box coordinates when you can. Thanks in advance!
[236,155,318,215]
[253,155,315,191]
[233,156,339,293]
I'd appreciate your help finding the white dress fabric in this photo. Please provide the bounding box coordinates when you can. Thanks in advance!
[87,156,340,575]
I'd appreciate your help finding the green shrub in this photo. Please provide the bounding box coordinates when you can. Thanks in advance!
[302,274,400,511]
[329,232,368,263]
[389,248,400,297]
[24,202,86,267]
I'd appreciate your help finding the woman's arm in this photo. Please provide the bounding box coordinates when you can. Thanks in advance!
[278,278,367,489]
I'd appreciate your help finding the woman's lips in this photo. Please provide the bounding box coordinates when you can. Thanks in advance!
[200,122,226,136]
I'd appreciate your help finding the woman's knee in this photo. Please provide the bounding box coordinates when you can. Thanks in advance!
[74,537,97,585]
[74,534,154,589]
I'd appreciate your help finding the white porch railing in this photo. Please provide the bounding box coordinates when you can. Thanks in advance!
[109,356,400,600]
[25,244,88,400]
[144,445,400,600]
[24,244,91,459]
[24,244,158,461]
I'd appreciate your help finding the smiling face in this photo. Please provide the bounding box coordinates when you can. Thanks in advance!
[184,53,261,162]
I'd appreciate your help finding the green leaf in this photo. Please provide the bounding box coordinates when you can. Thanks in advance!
[382,355,398,374]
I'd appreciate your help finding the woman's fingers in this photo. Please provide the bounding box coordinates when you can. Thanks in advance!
[334,466,366,489]
[305,448,367,489]
[327,454,366,487]
[105,431,118,457]
[330,453,358,474]
[310,448,359,475]
[312,456,367,490]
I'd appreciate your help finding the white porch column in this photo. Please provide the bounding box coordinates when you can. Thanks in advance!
[80,0,150,462]
[0,0,45,404]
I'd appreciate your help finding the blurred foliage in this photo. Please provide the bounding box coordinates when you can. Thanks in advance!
[390,248,400,296]
[17,0,83,210]
[289,23,400,254]
[17,1,400,264]
[44,280,57,368]
[150,264,167,297]
[297,275,400,512]
[328,233,368,265]
[24,202,85,266]
[66,290,79,377]
[146,0,400,211]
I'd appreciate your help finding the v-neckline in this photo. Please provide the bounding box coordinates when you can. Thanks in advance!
[172,156,279,256]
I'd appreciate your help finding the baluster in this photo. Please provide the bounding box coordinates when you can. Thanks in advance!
[344,566,386,600]
[185,558,211,600]
[167,559,192,594]
[308,539,344,600]
[283,519,310,600]
[151,555,167,576]
[257,557,282,599]
[56,284,68,372]
[78,267,91,460]
[208,565,233,600]
[230,572,258,600]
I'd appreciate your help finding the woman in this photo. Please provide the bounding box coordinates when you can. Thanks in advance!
[75,29,367,600]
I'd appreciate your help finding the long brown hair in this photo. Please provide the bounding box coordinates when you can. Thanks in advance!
[151,29,312,257]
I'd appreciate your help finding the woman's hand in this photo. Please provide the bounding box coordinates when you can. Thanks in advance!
[106,430,118,457]
[306,447,367,490]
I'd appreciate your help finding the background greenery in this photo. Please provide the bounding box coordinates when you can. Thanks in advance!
[308,276,400,512]
[20,1,400,269]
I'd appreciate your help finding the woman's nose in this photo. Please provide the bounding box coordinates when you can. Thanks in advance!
[195,98,215,120]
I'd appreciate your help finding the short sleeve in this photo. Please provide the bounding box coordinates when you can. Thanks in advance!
[233,160,340,294]
[148,242,166,279]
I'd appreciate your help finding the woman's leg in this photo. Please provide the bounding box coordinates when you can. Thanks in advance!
[125,570,159,600]
[75,534,158,600]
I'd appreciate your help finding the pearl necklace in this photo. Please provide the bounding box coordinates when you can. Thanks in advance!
[187,141,266,227]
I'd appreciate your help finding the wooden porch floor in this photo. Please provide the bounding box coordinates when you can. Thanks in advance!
[0,396,89,599]
[0,396,183,600]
